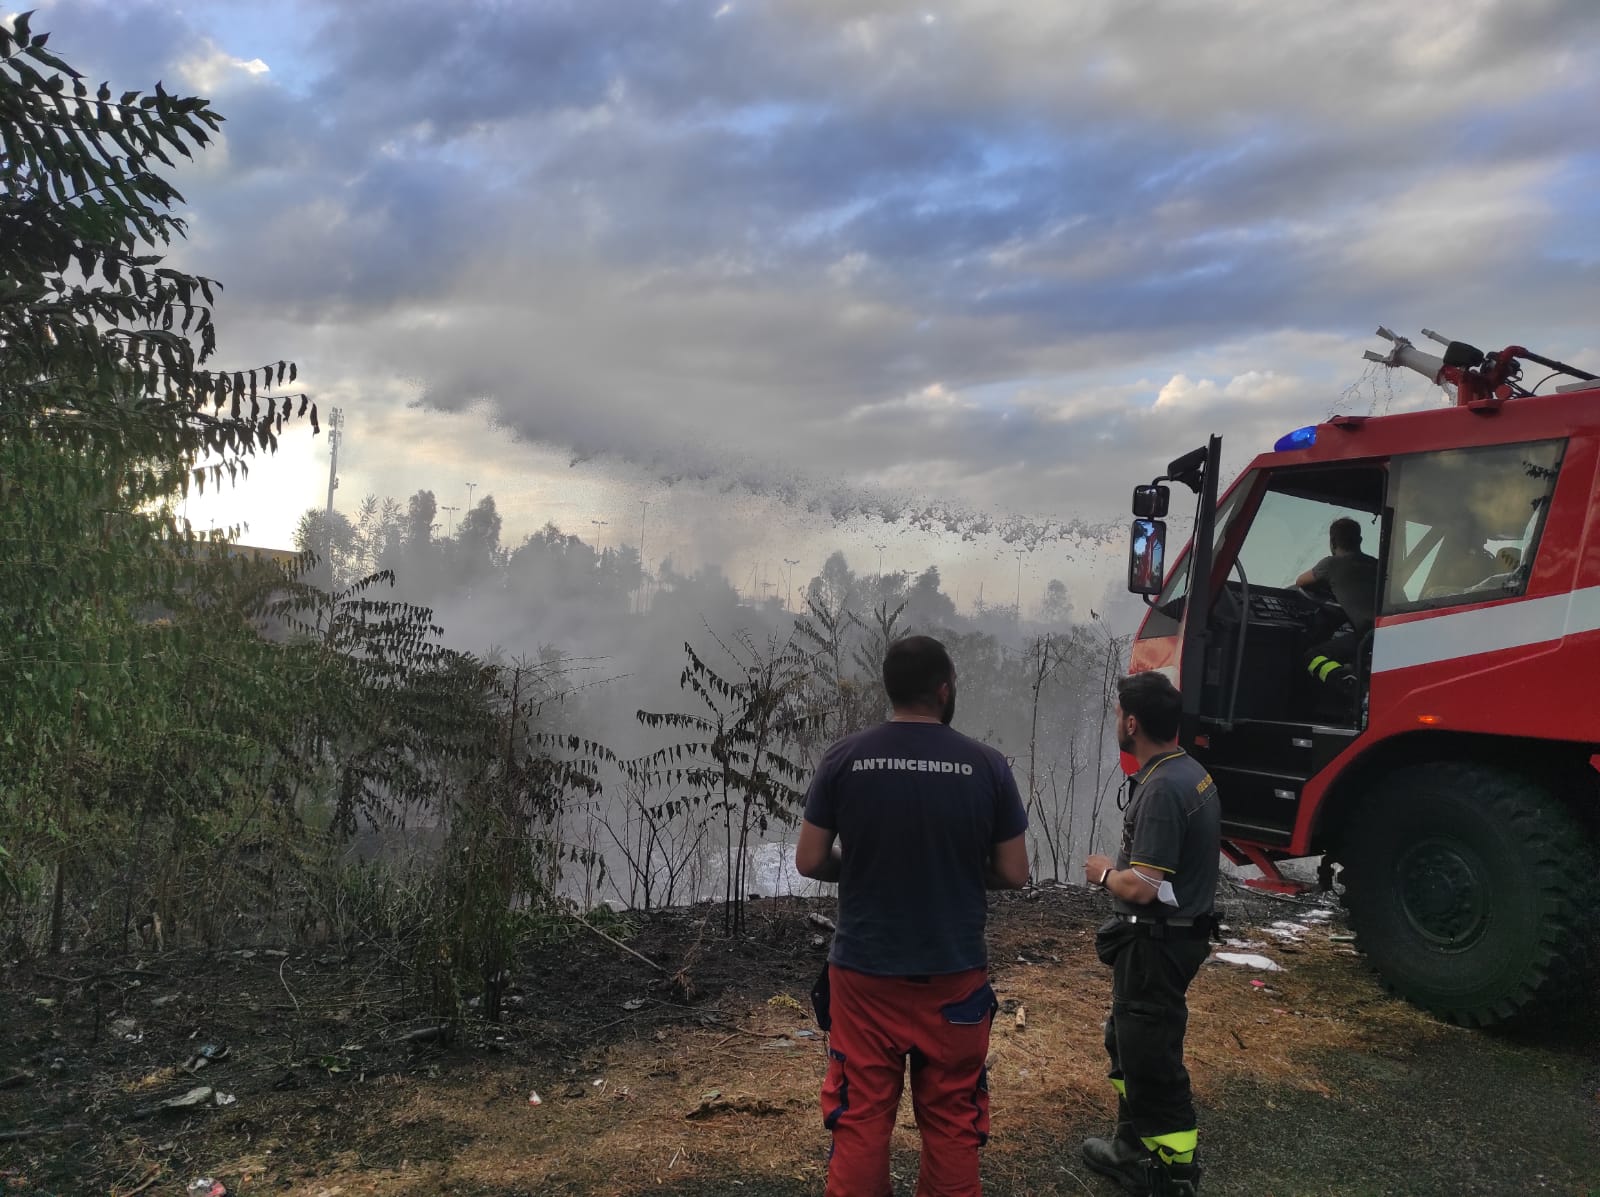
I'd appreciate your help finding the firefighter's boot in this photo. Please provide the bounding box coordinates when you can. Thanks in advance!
[1081,1122,1149,1195]
[1147,1156,1203,1196]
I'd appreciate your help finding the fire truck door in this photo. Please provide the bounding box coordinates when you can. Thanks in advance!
[1188,464,1386,841]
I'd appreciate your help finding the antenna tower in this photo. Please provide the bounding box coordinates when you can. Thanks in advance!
[325,408,345,517]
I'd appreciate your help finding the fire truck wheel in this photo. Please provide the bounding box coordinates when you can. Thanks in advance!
[1338,762,1593,1027]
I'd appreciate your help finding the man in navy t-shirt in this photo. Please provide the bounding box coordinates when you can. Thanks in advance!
[796,635,1029,1197]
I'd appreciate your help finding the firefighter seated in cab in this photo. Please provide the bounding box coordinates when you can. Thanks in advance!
[1295,517,1378,692]
[1420,512,1503,600]
[1469,546,1522,593]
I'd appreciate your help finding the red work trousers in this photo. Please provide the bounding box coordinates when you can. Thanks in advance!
[820,963,995,1197]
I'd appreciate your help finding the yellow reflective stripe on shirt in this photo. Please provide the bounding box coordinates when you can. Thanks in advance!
[1130,754,1191,883]
[1137,751,1187,784]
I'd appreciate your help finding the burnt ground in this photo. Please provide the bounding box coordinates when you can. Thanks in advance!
[2,885,1596,1197]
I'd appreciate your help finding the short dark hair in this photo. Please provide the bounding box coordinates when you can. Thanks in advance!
[882,635,954,709]
[1117,671,1181,743]
[1330,517,1363,553]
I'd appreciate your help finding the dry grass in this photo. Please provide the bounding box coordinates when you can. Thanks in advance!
[154,892,1451,1195]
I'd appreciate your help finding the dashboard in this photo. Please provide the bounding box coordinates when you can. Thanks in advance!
[1218,581,1322,627]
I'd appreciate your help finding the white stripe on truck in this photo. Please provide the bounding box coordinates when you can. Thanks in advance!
[1372,585,1600,673]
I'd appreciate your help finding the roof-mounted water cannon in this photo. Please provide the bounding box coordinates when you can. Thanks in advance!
[1364,326,1597,408]
[1363,326,1449,389]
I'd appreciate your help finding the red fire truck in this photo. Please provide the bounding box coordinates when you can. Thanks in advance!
[1124,328,1599,1026]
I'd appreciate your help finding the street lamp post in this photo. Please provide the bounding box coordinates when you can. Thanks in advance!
[784,557,800,612]
[636,502,649,615]
[465,481,477,511]
[440,505,459,537]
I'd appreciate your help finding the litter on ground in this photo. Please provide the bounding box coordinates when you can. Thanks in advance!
[1213,952,1284,972]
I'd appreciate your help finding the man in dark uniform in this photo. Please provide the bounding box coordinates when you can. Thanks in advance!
[1083,671,1221,1196]
[1297,516,1379,690]
[796,635,1030,1197]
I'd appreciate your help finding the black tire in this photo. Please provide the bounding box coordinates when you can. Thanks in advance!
[1337,762,1594,1027]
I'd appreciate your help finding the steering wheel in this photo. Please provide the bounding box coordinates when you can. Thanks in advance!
[1293,585,1343,614]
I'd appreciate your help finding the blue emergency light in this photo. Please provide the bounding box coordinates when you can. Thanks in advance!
[1273,425,1318,453]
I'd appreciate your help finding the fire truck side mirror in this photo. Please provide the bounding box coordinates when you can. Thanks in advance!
[1127,518,1167,596]
[1132,484,1170,518]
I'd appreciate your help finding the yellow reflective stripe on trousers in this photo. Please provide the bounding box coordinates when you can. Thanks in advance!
[1141,1128,1197,1164]
[1306,655,1329,675]
[1110,1078,1127,1098]
[1317,659,1342,681]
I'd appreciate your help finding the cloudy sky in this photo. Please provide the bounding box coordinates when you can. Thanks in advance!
[30,0,1600,609]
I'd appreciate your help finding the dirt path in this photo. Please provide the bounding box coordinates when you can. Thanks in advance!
[3,887,1595,1195]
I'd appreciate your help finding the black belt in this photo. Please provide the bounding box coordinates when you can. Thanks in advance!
[1118,912,1195,927]
[1115,911,1218,941]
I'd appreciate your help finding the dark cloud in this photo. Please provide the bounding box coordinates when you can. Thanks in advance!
[29,0,1600,551]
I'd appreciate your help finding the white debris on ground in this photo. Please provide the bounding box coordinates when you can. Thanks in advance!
[1210,900,1345,972]
[1213,952,1284,971]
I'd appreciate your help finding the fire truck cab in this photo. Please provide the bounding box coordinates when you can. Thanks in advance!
[1126,329,1599,1026]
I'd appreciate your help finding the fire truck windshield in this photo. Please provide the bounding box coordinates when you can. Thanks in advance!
[1237,490,1379,590]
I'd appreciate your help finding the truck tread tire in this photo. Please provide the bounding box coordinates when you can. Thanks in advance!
[1337,762,1594,1027]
